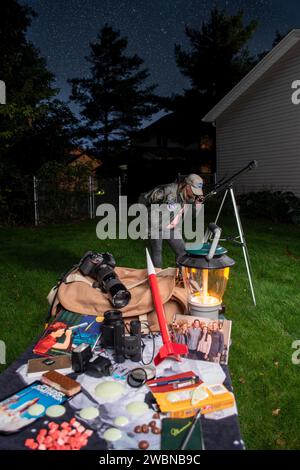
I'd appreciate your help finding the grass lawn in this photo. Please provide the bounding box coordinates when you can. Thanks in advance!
[1,215,300,449]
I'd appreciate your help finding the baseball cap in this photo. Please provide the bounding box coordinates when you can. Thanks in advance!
[185,174,204,195]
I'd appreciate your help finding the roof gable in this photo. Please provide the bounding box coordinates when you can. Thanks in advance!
[202,29,300,122]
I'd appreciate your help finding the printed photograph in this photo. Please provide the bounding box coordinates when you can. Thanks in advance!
[171,314,232,365]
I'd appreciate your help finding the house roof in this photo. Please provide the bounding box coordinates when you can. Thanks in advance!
[65,148,102,166]
[135,146,201,161]
[202,29,300,123]
[134,111,212,146]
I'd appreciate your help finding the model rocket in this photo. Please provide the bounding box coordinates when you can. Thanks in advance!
[146,249,188,366]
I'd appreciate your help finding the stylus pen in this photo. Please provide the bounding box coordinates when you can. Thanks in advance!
[179,408,201,451]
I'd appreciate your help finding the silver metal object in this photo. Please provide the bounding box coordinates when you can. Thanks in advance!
[214,186,256,306]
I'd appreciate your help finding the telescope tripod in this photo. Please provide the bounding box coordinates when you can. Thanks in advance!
[213,185,256,306]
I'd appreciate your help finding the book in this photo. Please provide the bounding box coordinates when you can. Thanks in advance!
[161,417,204,450]
[153,382,235,418]
[0,381,68,434]
[33,309,101,357]
[27,355,72,377]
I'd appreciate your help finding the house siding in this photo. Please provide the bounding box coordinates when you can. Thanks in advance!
[216,41,300,196]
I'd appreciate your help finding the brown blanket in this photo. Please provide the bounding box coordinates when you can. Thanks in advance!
[48,267,188,331]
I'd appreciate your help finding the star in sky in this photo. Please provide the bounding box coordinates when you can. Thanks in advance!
[22,0,300,110]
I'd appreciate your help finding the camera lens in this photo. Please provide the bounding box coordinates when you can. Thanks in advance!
[101,310,122,348]
[127,368,147,388]
[112,289,131,308]
[96,265,131,308]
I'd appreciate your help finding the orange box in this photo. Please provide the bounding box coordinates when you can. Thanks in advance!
[152,383,235,418]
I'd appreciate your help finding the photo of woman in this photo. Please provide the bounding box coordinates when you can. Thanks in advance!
[197,325,211,360]
[175,321,188,346]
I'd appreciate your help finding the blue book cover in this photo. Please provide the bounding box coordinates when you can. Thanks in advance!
[0,381,67,434]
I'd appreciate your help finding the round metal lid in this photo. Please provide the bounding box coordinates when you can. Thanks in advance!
[178,243,235,270]
[186,242,227,256]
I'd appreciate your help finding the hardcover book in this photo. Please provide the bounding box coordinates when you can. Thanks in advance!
[33,309,101,357]
[27,355,72,377]
[0,381,68,434]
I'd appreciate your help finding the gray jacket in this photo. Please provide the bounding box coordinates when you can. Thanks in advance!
[209,330,224,357]
[139,182,197,235]
[187,327,201,350]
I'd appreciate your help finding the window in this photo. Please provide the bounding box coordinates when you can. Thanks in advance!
[200,135,213,151]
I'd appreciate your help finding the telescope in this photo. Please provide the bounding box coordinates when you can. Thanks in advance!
[202,160,258,203]
[69,322,89,330]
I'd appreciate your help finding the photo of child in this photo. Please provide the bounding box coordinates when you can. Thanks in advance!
[34,322,73,355]
[33,309,102,357]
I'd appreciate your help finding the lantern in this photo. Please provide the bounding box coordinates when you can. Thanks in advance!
[178,226,235,319]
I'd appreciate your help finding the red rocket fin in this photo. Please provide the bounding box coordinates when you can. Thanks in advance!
[154,342,188,366]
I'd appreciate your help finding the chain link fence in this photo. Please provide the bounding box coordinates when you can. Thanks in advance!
[33,175,120,225]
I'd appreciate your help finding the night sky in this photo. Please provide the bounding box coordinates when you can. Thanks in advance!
[21,0,300,119]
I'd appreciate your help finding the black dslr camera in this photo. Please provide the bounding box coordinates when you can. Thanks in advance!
[101,310,142,363]
[79,251,131,309]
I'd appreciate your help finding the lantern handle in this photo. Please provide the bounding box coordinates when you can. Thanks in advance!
[206,223,222,260]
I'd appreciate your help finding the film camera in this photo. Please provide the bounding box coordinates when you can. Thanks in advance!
[79,251,131,309]
[71,343,112,377]
[71,343,93,373]
[101,310,142,363]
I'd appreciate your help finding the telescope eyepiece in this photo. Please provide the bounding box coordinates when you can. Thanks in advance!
[248,160,258,170]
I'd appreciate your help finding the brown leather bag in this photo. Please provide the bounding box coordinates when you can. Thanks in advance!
[47,267,188,331]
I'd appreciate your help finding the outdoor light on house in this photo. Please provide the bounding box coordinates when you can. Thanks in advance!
[178,224,235,319]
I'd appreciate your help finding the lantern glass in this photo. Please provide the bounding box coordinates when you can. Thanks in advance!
[182,266,230,308]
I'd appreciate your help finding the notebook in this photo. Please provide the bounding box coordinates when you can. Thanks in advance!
[27,355,72,377]
[161,417,204,450]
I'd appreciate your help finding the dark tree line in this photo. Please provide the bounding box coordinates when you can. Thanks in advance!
[69,25,158,159]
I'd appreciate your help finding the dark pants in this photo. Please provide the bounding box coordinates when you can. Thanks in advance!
[196,351,206,361]
[149,232,186,268]
[188,349,197,360]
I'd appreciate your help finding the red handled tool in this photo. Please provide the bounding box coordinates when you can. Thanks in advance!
[146,249,188,366]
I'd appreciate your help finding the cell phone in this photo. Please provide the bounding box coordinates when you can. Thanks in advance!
[42,358,55,366]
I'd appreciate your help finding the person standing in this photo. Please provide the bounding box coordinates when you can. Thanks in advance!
[187,320,202,359]
[197,325,212,360]
[208,322,224,363]
[175,322,188,345]
[139,174,204,268]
